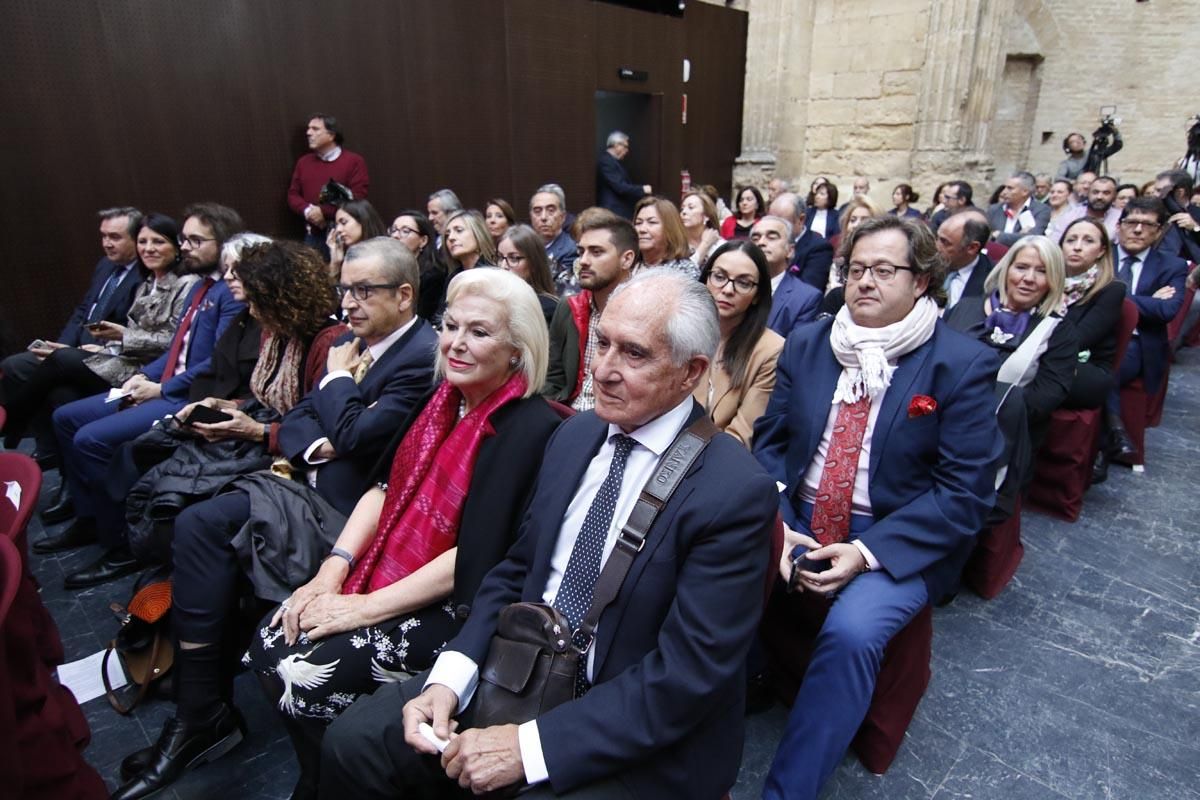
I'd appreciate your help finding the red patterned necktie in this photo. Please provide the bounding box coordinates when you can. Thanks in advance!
[160,278,214,379]
[809,396,872,545]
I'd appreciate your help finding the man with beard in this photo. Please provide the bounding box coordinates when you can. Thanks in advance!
[544,209,636,410]
[45,203,246,586]
[1047,175,1121,242]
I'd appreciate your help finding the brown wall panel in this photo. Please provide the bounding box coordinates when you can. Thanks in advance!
[0,0,746,353]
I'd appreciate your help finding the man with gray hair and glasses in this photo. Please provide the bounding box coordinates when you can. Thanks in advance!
[321,268,778,799]
[530,183,579,295]
[596,130,652,219]
[986,171,1050,246]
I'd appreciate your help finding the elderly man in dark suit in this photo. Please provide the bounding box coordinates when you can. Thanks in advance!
[753,216,1004,799]
[109,237,438,800]
[596,131,651,219]
[935,208,993,313]
[986,171,1051,246]
[768,192,835,293]
[319,269,778,799]
[1,206,146,458]
[750,215,823,338]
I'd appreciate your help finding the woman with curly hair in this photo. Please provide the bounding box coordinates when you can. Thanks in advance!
[104,237,345,572]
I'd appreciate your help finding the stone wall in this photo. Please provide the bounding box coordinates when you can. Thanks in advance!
[722,0,1200,210]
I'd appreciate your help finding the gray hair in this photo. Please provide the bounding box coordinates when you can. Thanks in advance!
[345,236,420,297]
[756,214,794,242]
[769,193,805,226]
[427,189,463,213]
[220,232,272,264]
[98,206,144,238]
[440,268,549,397]
[1010,172,1036,193]
[610,268,718,365]
[531,183,566,212]
[606,130,630,148]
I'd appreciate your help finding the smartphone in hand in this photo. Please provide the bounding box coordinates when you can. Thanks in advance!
[184,405,234,425]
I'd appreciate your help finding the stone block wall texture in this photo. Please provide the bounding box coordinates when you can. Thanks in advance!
[727,0,1200,211]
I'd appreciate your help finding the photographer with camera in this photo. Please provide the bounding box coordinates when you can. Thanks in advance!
[1056,116,1123,181]
[1153,169,1200,264]
[1175,115,1200,185]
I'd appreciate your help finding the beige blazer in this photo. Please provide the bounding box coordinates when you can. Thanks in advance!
[693,327,785,448]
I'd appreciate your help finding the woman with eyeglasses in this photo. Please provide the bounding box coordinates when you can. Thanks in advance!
[945,234,1079,451]
[388,210,445,322]
[327,199,387,279]
[2,214,197,453]
[484,198,516,243]
[694,241,784,448]
[497,224,559,325]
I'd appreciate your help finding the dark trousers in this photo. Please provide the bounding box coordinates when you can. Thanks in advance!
[320,678,635,800]
[2,347,110,454]
[1063,362,1112,410]
[172,490,251,643]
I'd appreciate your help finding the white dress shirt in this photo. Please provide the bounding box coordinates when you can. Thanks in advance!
[1115,246,1146,337]
[424,396,696,786]
[810,209,830,238]
[171,268,224,378]
[945,254,981,309]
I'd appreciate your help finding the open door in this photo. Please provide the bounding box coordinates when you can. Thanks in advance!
[594,90,662,203]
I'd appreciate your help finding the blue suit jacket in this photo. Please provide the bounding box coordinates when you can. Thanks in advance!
[276,321,437,515]
[767,271,822,339]
[61,257,145,347]
[545,228,578,275]
[790,232,835,292]
[452,402,778,797]
[752,318,1004,602]
[140,278,245,403]
[1117,245,1189,394]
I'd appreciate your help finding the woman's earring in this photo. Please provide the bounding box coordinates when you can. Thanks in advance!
[510,356,520,366]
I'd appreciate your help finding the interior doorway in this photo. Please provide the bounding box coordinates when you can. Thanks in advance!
[594,90,661,203]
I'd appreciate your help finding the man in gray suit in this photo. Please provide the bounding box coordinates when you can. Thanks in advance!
[986,171,1050,246]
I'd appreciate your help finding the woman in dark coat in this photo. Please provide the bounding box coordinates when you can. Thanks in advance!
[1057,217,1125,409]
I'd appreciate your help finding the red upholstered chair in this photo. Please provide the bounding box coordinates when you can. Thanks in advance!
[1167,285,1195,355]
[1,535,106,798]
[984,241,1010,264]
[759,583,933,775]
[0,451,42,562]
[962,496,1023,599]
[1027,298,1139,521]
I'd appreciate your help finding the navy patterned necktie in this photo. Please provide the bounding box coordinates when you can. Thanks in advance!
[1118,255,1137,288]
[553,433,636,696]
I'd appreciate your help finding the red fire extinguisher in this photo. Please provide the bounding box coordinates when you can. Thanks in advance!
[681,169,691,198]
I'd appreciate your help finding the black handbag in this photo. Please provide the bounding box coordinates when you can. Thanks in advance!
[471,417,718,729]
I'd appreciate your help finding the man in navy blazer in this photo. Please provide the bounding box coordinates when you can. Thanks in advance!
[596,131,651,219]
[1,207,145,449]
[769,193,835,293]
[753,217,1003,799]
[319,270,778,799]
[45,204,246,582]
[751,215,823,338]
[1100,198,1190,462]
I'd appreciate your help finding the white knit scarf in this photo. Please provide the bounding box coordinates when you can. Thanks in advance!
[829,296,939,404]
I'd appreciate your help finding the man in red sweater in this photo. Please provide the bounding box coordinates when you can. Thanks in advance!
[286,113,370,248]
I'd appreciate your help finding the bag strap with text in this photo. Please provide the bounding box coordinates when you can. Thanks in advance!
[575,416,720,650]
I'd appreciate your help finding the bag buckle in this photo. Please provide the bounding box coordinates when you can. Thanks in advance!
[574,630,596,654]
[616,528,645,554]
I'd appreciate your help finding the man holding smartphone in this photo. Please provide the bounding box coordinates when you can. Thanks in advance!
[1,207,145,461]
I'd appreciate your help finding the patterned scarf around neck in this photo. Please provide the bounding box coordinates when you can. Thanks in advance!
[251,332,305,415]
[983,290,1033,348]
[342,371,528,595]
[829,295,938,404]
[1063,265,1100,308]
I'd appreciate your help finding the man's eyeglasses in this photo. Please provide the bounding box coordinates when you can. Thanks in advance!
[497,253,526,268]
[707,269,758,295]
[839,262,916,283]
[388,225,420,238]
[335,283,400,301]
[1119,219,1161,231]
[178,234,216,249]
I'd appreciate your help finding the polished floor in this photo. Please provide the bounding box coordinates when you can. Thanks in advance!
[25,349,1200,800]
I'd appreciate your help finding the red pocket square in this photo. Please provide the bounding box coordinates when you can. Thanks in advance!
[908,394,937,418]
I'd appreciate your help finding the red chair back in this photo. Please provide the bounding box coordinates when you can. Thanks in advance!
[1114,298,1139,374]
[544,399,576,420]
[0,406,6,435]
[1167,285,1195,350]
[984,241,1009,264]
[0,453,42,560]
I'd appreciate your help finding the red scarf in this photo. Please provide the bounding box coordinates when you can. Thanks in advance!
[567,290,592,403]
[342,372,528,594]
